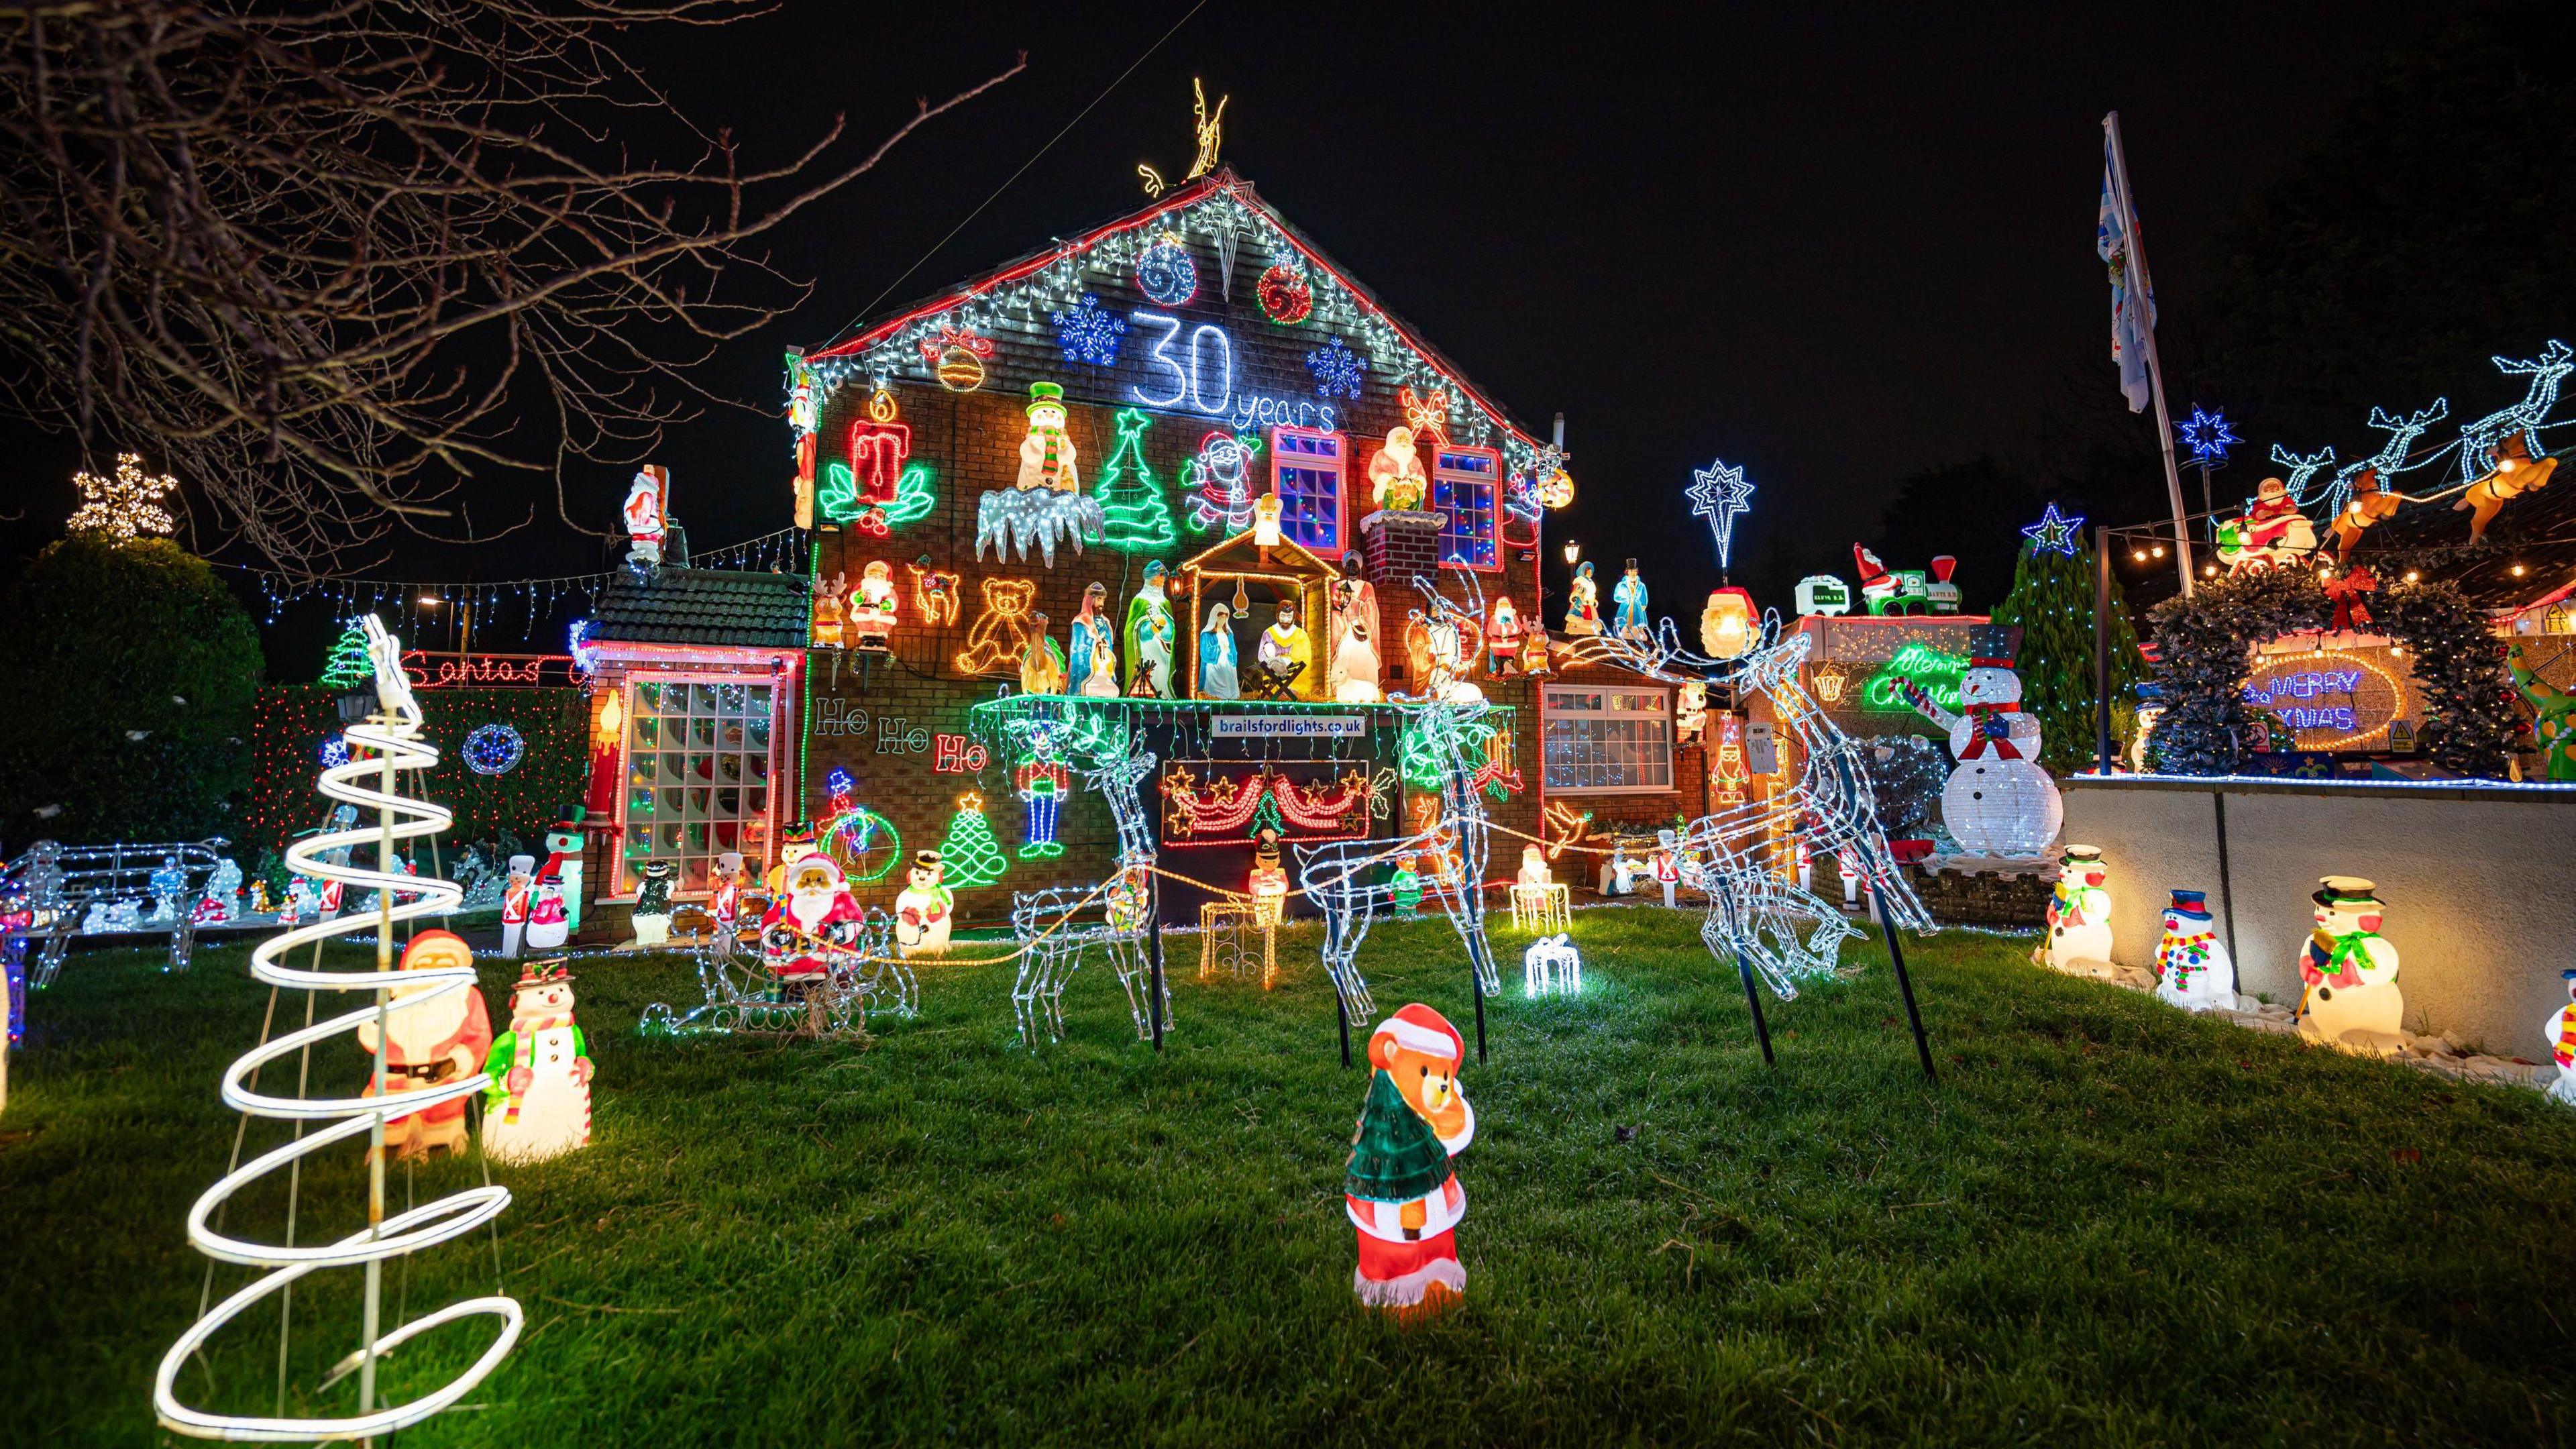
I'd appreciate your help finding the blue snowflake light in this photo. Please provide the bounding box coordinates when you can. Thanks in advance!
[2180,405,2239,467]
[1684,458,1756,569]
[2021,502,2085,557]
[1135,237,1198,307]
[1305,336,1365,400]
[1049,294,1126,367]
[318,738,350,769]
[462,722,525,776]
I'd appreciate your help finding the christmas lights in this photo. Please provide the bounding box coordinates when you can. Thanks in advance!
[2459,340,2571,480]
[919,323,994,391]
[1095,407,1179,552]
[1522,934,1581,998]
[1258,262,1313,323]
[1307,335,1366,400]
[956,578,1041,676]
[937,792,1008,888]
[1013,743,1071,860]
[2021,502,2085,557]
[1159,761,1374,845]
[154,616,520,1443]
[1686,459,1755,570]
[2180,407,2239,467]
[1432,445,1501,571]
[1049,293,1128,366]
[66,453,178,539]
[1273,426,1347,553]
[1894,622,2061,857]
[1183,429,1264,536]
[1136,234,1199,306]
[462,722,525,776]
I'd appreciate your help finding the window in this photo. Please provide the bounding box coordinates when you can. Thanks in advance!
[619,676,777,895]
[1271,427,1346,554]
[1542,686,1673,793]
[1432,445,1501,570]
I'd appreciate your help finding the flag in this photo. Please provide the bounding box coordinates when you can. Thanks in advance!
[2098,130,2155,413]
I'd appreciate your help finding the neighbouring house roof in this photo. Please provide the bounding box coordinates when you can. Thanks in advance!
[588,566,810,649]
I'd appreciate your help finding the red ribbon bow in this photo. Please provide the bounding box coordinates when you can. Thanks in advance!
[2323,567,2377,631]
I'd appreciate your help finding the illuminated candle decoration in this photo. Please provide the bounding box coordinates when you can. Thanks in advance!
[1685,457,1755,570]
[1307,335,1366,400]
[2037,845,2112,970]
[2153,888,2237,1012]
[1345,1004,1474,1314]
[1257,262,1313,323]
[66,453,179,539]
[1136,233,1199,306]
[2297,876,2402,1047]
[1049,293,1128,366]
[1522,933,1581,998]
[155,614,521,1443]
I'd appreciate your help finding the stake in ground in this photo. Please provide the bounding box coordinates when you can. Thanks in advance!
[8,912,2574,1444]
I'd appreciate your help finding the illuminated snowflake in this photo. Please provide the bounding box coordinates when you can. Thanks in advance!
[1306,337,1365,400]
[462,722,526,776]
[1049,294,1127,367]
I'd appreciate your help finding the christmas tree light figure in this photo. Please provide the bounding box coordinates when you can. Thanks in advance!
[319,618,375,690]
[938,792,1009,888]
[1095,408,1177,552]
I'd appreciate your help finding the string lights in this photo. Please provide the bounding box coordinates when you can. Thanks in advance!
[67,453,179,540]
[1685,458,1755,570]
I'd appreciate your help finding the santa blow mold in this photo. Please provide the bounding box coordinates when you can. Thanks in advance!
[355,930,494,1162]
[1345,1004,1475,1314]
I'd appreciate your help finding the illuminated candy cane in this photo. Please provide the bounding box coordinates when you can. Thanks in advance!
[155,615,520,1442]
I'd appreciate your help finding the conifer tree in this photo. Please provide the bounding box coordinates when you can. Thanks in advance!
[1988,534,2146,773]
[1094,407,1177,552]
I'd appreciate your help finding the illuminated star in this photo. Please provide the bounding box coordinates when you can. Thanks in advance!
[1685,458,1756,569]
[2022,502,2086,557]
[2180,405,2239,467]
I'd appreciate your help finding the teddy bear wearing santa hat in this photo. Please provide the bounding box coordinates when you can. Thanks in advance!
[1344,1003,1476,1314]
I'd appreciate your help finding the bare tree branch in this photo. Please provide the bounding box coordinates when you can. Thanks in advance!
[0,0,1022,570]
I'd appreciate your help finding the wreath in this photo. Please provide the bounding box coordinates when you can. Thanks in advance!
[2145,563,2514,778]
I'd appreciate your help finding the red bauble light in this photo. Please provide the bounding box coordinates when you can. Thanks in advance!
[1257,264,1313,325]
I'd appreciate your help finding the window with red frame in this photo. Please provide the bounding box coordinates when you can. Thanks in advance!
[1271,427,1346,554]
[1433,445,1502,570]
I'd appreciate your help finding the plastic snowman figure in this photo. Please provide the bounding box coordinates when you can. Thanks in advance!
[482,961,593,1165]
[2037,844,2113,970]
[2296,876,2403,1046]
[2542,970,2576,1107]
[1898,622,2060,856]
[522,873,570,952]
[2153,888,2237,1012]
[894,849,955,958]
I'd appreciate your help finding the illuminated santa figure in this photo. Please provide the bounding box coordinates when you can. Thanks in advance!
[354,930,494,1161]
[1699,586,1758,659]
[1344,1004,1475,1313]
[2037,844,2112,969]
[849,559,899,650]
[762,853,865,989]
[623,464,667,569]
[2154,888,2237,1012]
[1486,596,1522,676]
[1898,623,2059,857]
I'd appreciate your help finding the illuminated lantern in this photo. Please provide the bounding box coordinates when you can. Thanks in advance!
[1810,662,1851,706]
[1256,262,1313,323]
[1699,586,1758,659]
[482,962,594,1166]
[2037,845,2112,970]
[1344,1004,1473,1314]
[1896,623,2060,857]
[2154,888,2237,1012]
[2296,876,2402,1046]
[355,930,494,1162]
[1522,934,1581,997]
[2542,969,2576,1106]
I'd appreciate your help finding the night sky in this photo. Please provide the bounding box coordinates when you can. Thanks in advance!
[0,0,2445,657]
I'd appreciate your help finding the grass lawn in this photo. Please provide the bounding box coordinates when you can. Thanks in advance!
[9,908,2576,1446]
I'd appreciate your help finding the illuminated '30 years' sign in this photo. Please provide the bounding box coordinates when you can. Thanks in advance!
[1129,311,1338,434]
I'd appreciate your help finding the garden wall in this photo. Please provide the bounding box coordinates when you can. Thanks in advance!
[2061,775,2576,1053]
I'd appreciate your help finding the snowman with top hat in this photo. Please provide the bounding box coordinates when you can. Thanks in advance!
[2155,888,2237,1012]
[2542,969,2576,1107]
[2037,844,2112,970]
[2297,876,2403,1046]
[1896,622,2060,857]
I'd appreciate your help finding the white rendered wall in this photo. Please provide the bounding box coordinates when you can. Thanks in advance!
[2061,776,2576,1055]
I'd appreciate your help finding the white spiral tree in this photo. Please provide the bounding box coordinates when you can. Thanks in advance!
[155,615,521,1441]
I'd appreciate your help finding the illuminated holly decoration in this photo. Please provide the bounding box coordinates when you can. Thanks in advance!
[2021,502,2085,557]
[2180,406,2239,468]
[917,323,994,392]
[462,722,525,776]
[1306,336,1365,400]
[1136,235,1199,307]
[1256,263,1312,324]
[1686,458,1755,570]
[1050,293,1128,367]
[66,453,178,540]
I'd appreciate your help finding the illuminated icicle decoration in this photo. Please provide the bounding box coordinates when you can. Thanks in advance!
[975,488,1105,567]
[154,616,521,1442]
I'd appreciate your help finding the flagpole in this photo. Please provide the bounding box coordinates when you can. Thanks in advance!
[2103,111,2196,598]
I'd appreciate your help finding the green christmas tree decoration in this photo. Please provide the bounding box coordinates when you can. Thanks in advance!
[937,792,1009,888]
[319,617,375,690]
[1344,1070,1449,1204]
[1095,407,1177,553]
[1248,789,1285,841]
[1988,533,2147,774]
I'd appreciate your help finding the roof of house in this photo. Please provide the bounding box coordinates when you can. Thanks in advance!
[588,565,810,649]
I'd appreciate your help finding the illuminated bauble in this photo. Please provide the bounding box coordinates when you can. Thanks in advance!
[1256,263,1312,323]
[462,722,525,776]
[1136,235,1199,307]
[2040,844,2112,969]
[2153,888,2237,1011]
[936,346,985,392]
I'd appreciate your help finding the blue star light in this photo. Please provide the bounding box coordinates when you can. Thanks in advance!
[1685,458,1756,569]
[2180,405,2239,467]
[2022,502,2086,557]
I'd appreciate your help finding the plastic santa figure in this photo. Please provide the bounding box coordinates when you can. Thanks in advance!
[1344,1003,1474,1313]
[1517,844,1552,890]
[2543,970,2576,1107]
[2222,476,2316,572]
[623,465,667,569]
[894,849,955,958]
[848,560,899,649]
[2038,844,2113,971]
[523,873,570,952]
[2297,876,2402,1046]
[762,853,864,990]
[499,854,535,957]
[482,961,593,1165]
[1699,587,1757,659]
[1486,596,1523,676]
[1015,381,1081,492]
[1368,425,1428,512]
[355,929,494,1161]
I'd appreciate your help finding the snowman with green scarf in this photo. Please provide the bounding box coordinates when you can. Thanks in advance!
[2296,876,2402,1045]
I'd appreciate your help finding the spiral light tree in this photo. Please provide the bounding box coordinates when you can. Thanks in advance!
[154,615,520,1442]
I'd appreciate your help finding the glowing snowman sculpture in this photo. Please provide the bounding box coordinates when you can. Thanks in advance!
[2296,876,2402,1046]
[2037,844,2112,969]
[1897,623,2060,856]
[2153,888,2237,1012]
